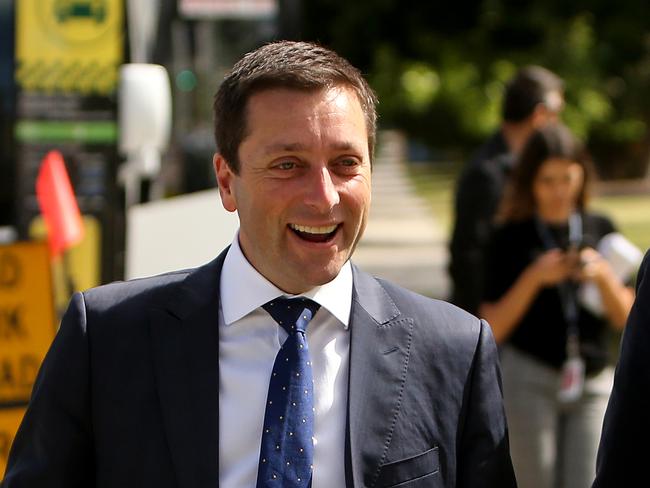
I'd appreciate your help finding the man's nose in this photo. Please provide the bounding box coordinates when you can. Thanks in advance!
[304,166,340,212]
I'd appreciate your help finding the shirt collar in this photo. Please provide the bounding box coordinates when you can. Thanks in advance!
[220,233,352,328]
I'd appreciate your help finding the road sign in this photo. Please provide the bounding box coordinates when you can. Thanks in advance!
[15,0,123,94]
[0,241,56,474]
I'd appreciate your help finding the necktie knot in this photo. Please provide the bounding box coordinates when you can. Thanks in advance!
[263,297,320,334]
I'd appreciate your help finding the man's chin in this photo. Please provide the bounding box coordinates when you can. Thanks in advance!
[282,261,346,293]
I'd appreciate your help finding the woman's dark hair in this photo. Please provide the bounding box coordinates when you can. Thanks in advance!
[498,123,596,222]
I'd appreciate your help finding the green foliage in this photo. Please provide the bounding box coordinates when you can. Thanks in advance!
[400,63,440,113]
[302,0,650,178]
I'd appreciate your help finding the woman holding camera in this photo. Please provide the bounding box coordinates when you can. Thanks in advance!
[480,123,635,488]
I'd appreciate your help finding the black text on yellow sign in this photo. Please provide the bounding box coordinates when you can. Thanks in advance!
[0,242,56,475]
[0,242,56,406]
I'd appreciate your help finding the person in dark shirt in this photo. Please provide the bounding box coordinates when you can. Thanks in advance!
[449,66,564,314]
[480,124,635,488]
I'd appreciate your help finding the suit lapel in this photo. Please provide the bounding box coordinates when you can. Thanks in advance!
[149,252,227,488]
[346,266,414,488]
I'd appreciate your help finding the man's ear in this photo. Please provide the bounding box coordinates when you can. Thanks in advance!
[214,153,237,212]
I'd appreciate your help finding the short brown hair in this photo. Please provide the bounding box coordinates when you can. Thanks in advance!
[502,66,564,122]
[213,41,378,173]
[498,123,595,222]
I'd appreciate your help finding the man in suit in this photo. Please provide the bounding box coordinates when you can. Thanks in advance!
[2,41,516,487]
[449,66,564,315]
[592,249,650,487]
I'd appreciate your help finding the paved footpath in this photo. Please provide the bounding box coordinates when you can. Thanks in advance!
[354,138,450,300]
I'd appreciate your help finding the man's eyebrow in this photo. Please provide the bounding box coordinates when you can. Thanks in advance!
[330,141,360,152]
[263,142,307,153]
[263,141,362,153]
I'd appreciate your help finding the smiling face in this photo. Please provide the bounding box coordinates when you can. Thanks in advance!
[533,157,585,223]
[215,86,372,294]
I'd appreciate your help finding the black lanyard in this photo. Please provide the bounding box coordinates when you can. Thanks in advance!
[534,212,582,339]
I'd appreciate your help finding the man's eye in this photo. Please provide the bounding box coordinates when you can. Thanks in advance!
[335,158,362,173]
[276,161,296,170]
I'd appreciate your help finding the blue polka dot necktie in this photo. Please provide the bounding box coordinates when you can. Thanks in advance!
[256,297,320,488]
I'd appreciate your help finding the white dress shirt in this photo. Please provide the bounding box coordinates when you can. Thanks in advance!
[218,236,351,487]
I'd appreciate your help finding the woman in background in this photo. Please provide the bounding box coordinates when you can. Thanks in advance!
[480,123,635,488]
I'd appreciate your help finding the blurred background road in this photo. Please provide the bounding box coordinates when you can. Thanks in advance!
[355,131,450,299]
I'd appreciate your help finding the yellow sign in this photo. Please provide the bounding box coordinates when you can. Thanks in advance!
[29,215,102,313]
[0,408,27,476]
[0,242,56,404]
[15,0,124,94]
[0,242,56,476]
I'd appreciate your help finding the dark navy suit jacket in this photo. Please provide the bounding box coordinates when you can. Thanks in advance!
[593,250,650,487]
[2,250,516,487]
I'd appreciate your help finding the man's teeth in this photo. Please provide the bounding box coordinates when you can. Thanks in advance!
[290,224,338,234]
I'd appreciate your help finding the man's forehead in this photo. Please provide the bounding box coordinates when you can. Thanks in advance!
[243,86,367,134]
[246,84,358,106]
[238,85,370,160]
